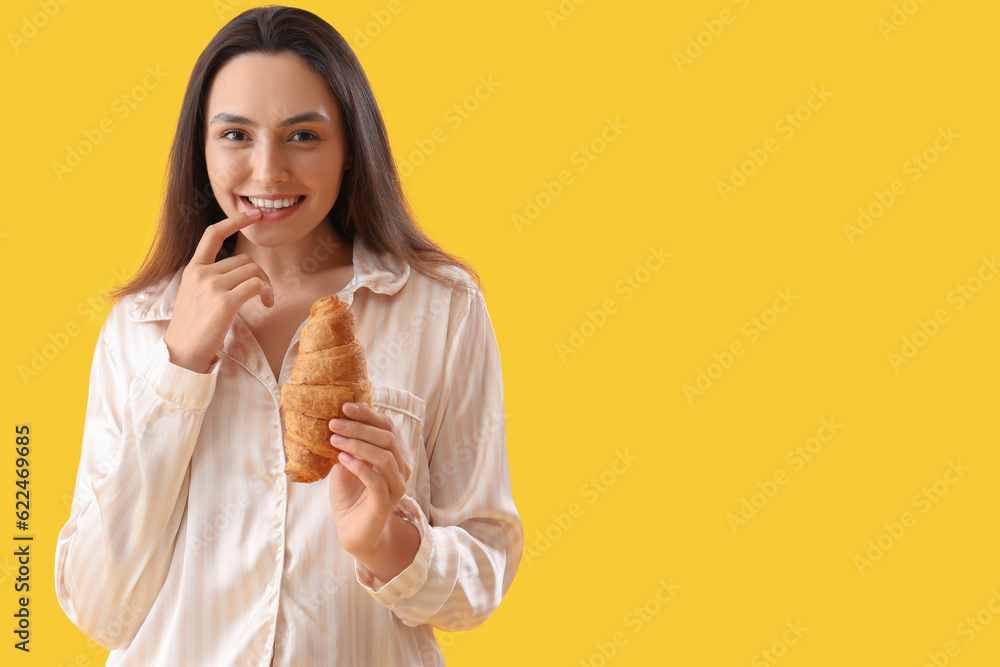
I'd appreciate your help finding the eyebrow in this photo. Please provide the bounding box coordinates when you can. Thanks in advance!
[208,111,331,127]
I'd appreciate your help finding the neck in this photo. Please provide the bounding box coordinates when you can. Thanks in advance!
[233,219,354,293]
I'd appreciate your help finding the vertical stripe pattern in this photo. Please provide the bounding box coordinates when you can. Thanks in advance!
[54,235,523,665]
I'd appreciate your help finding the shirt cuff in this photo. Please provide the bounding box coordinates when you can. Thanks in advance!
[140,337,221,411]
[355,495,433,604]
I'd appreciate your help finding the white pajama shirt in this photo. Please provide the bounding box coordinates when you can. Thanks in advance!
[55,234,523,665]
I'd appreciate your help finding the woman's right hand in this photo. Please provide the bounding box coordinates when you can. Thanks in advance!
[163,209,272,373]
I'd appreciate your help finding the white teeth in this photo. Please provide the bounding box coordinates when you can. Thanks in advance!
[248,196,301,209]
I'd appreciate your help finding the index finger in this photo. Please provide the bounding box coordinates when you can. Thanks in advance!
[341,402,393,431]
[191,208,262,265]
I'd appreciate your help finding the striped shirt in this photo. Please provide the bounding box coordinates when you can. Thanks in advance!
[55,234,523,665]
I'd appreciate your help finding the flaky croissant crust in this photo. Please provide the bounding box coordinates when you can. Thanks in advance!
[280,296,373,483]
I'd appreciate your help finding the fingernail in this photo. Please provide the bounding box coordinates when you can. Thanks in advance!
[343,403,358,414]
[338,452,352,463]
[330,419,347,430]
[247,208,262,217]
[331,433,348,444]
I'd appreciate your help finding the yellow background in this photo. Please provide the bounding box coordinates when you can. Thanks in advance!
[3,0,999,664]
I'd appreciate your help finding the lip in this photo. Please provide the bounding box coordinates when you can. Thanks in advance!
[239,194,306,221]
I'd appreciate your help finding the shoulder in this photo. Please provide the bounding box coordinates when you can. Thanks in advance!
[433,263,481,301]
[401,262,484,320]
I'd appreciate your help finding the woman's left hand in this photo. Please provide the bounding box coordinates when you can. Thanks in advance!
[327,402,413,559]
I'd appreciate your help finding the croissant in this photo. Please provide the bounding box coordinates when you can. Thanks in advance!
[280,295,373,483]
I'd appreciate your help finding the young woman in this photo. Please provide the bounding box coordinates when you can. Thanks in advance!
[55,6,522,665]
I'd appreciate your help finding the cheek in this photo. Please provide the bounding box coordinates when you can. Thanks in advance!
[298,152,345,190]
[205,147,245,186]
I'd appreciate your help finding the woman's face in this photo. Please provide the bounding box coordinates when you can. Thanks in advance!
[203,51,351,248]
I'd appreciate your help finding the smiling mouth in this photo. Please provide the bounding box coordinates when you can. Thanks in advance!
[242,195,305,213]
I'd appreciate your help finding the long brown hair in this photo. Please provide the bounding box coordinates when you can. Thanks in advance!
[110,5,479,301]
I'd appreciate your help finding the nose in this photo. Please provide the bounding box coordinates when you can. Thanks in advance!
[252,138,289,186]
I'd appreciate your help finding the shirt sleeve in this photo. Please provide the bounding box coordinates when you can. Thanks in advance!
[354,289,524,631]
[54,313,221,649]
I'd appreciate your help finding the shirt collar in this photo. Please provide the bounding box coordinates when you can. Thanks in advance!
[127,234,410,322]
